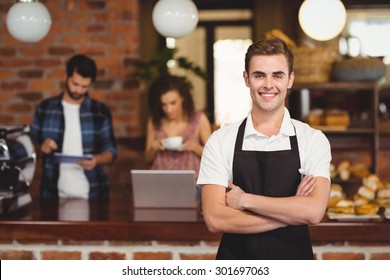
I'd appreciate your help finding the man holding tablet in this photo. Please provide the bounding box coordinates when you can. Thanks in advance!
[31,54,117,200]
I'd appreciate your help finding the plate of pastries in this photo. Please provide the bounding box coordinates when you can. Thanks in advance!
[326,161,390,221]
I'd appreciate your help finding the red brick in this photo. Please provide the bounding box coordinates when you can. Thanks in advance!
[17,92,44,101]
[0,250,35,260]
[80,1,106,10]
[370,253,390,260]
[48,47,75,56]
[19,48,45,57]
[133,252,173,260]
[0,114,15,123]
[41,251,81,260]
[0,48,16,56]
[61,35,91,45]
[1,59,32,68]
[89,251,126,260]
[123,79,139,90]
[1,81,28,91]
[180,253,216,260]
[94,79,114,90]
[85,24,106,34]
[108,24,138,34]
[0,70,13,79]
[90,35,122,45]
[96,11,123,21]
[47,69,65,79]
[0,91,13,101]
[322,252,365,260]
[18,70,44,79]
[107,0,138,10]
[34,58,62,67]
[77,46,105,56]
[7,103,33,113]
[30,81,56,91]
[19,115,33,125]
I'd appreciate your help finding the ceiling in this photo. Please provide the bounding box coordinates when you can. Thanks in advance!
[192,0,390,10]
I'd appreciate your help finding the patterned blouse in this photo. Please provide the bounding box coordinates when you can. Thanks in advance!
[151,111,202,178]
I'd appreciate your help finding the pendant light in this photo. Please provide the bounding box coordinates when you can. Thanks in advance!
[298,0,347,41]
[152,0,199,39]
[6,0,52,43]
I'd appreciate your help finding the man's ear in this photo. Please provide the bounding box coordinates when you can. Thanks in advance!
[287,71,295,89]
[243,71,250,87]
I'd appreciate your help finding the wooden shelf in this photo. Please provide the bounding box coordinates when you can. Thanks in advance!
[288,81,390,174]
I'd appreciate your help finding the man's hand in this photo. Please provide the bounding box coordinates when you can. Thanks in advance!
[226,175,316,211]
[226,181,246,210]
[296,175,316,196]
[78,157,97,171]
[41,138,58,154]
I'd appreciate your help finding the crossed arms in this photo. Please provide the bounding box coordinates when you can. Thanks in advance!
[201,175,330,234]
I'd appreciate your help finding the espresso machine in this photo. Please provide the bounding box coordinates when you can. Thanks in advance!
[0,126,36,214]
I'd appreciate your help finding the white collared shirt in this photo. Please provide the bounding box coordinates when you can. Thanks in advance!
[197,107,331,188]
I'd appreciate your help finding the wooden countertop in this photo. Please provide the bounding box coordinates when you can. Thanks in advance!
[1,183,390,242]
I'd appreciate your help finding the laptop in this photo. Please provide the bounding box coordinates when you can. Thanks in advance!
[130,169,199,209]
[130,170,199,221]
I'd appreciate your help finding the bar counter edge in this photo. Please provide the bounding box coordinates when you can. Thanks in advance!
[1,218,390,242]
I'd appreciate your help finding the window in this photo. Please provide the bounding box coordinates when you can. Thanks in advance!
[342,9,390,63]
[214,37,253,126]
[171,10,253,126]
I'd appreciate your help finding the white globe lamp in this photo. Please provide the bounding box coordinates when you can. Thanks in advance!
[298,0,347,41]
[152,0,199,39]
[6,0,52,43]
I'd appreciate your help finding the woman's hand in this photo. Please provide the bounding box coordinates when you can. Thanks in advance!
[152,139,164,151]
[181,140,198,152]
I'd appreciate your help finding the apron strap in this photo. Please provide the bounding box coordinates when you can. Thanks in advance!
[234,118,247,152]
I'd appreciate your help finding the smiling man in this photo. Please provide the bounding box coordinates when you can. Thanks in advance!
[197,37,331,260]
[31,54,117,200]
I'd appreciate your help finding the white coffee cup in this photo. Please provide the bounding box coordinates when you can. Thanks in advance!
[162,136,183,150]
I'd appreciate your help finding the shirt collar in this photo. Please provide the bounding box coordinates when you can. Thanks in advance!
[244,107,295,138]
[59,92,91,109]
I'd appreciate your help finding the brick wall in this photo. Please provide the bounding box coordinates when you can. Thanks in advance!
[1,239,390,260]
[0,0,141,138]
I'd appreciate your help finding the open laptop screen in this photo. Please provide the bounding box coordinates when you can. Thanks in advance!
[130,170,199,208]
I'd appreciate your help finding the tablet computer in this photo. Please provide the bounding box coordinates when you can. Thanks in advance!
[52,152,92,164]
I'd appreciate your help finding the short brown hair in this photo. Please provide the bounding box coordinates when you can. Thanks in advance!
[245,37,294,75]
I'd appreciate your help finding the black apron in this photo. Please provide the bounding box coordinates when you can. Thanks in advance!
[216,118,314,260]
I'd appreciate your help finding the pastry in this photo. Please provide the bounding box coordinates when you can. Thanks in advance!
[353,194,369,206]
[355,203,379,216]
[327,199,355,215]
[328,183,344,207]
[357,185,376,201]
[363,174,382,192]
